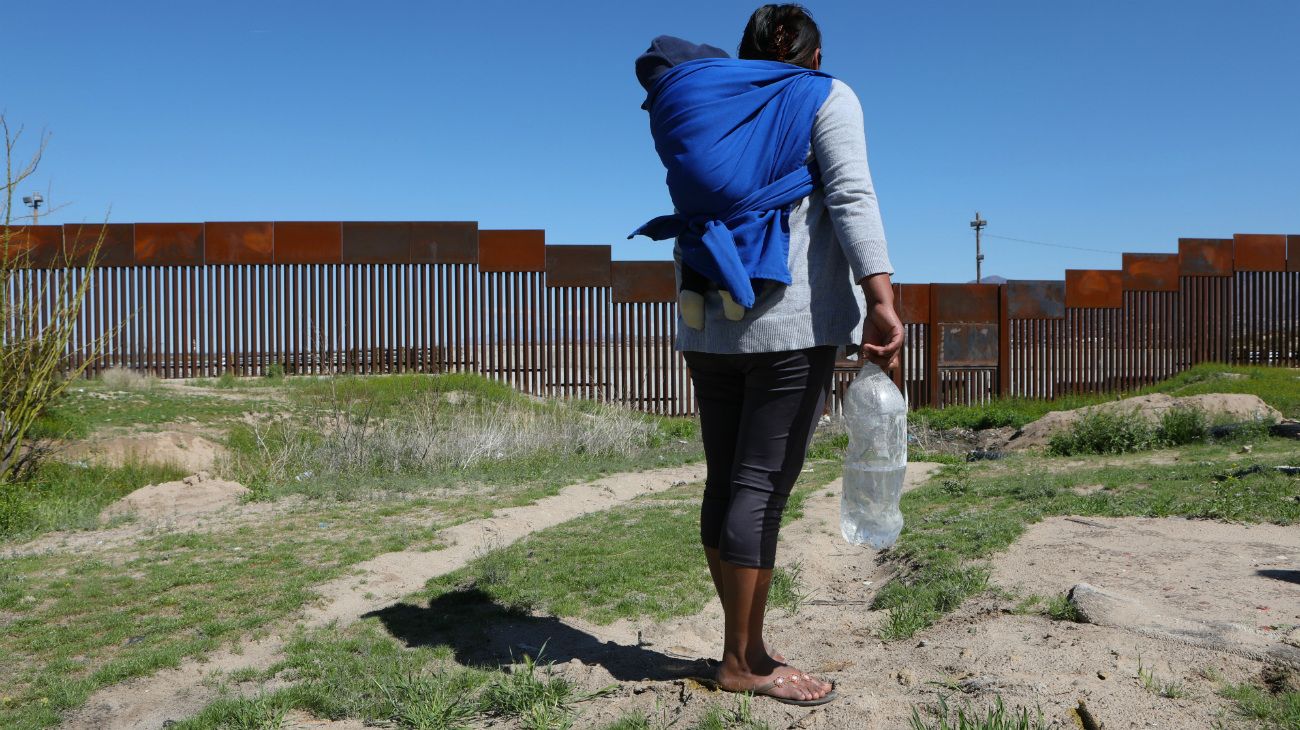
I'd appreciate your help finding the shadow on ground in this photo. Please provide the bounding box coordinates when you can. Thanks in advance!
[1257,568,1300,585]
[364,588,707,682]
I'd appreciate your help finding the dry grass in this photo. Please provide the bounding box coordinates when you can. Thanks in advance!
[229,387,667,495]
[97,366,160,393]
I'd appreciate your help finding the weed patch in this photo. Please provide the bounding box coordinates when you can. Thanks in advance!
[768,563,805,615]
[1219,680,1300,728]
[909,695,1047,730]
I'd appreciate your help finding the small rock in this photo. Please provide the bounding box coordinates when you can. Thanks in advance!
[896,669,916,686]
[182,476,196,486]
[916,640,929,648]
[958,675,999,693]
[1240,444,1253,454]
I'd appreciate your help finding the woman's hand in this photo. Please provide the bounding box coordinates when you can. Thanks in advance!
[859,273,904,371]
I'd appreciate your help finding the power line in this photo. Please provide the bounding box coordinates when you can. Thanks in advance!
[984,233,1125,255]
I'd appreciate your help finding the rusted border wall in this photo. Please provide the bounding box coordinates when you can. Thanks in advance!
[4,221,689,414]
[886,233,1297,409]
[5,224,1298,412]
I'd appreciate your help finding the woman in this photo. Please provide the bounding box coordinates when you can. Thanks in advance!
[634,4,903,705]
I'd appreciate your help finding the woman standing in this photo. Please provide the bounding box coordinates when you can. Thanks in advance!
[634,5,903,705]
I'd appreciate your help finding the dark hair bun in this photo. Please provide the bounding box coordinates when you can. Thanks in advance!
[738,4,821,69]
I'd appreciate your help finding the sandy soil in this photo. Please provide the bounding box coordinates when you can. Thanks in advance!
[58,428,225,473]
[97,471,249,524]
[59,463,707,730]
[51,459,1299,729]
[518,481,1287,729]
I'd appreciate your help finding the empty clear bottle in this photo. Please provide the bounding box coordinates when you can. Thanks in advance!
[841,362,908,548]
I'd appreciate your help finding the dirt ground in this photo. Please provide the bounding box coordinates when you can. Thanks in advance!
[32,452,1299,729]
[58,428,226,473]
[460,473,1290,729]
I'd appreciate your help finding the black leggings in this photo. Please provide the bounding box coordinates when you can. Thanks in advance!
[685,346,837,569]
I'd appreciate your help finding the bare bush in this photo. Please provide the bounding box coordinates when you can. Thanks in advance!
[1,116,109,483]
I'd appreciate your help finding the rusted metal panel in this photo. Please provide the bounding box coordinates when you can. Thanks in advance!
[478,229,545,272]
[411,221,477,264]
[1122,253,1179,292]
[1178,238,1233,276]
[897,283,930,323]
[63,223,135,266]
[933,283,998,323]
[205,222,273,264]
[1065,269,1122,308]
[1234,233,1287,272]
[545,245,612,288]
[611,261,675,302]
[940,323,999,366]
[135,223,204,266]
[3,225,62,266]
[1290,235,1300,272]
[275,222,342,264]
[342,221,410,264]
[1005,280,1065,319]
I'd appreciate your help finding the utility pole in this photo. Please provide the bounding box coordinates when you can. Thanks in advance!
[970,212,987,283]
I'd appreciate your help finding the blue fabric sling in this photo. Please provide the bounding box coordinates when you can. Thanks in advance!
[630,57,833,309]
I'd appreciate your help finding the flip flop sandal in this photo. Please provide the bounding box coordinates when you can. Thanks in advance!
[749,673,839,707]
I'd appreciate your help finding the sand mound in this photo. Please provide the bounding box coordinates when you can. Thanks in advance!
[1008,393,1282,450]
[99,472,250,523]
[62,429,225,472]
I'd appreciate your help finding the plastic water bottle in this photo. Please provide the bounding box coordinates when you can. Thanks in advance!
[841,362,908,548]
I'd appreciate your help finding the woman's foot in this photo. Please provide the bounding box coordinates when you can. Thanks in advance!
[715,658,834,703]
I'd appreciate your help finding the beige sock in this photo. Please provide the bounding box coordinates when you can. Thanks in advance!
[679,290,705,330]
[719,291,746,321]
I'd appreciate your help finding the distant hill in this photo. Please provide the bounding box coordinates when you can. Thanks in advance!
[966,274,1008,284]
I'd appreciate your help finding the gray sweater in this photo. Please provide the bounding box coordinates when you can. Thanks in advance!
[675,79,892,354]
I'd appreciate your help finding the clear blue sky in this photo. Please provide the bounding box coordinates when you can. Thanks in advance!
[5,0,1298,283]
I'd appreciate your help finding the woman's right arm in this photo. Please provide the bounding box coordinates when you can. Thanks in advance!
[812,80,902,369]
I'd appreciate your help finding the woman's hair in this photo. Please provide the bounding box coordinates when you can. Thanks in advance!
[738,4,821,69]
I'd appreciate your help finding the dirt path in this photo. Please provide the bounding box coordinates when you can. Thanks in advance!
[439,467,1281,729]
[59,463,705,730]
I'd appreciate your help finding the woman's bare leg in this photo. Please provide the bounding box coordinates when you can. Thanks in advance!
[705,546,785,663]
[713,561,830,701]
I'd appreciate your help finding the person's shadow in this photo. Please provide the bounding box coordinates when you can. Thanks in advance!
[1257,569,1300,585]
[362,588,711,682]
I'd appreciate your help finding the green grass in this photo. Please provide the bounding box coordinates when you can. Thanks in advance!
[417,461,841,626]
[171,622,605,730]
[767,563,806,615]
[29,380,265,440]
[0,501,448,730]
[872,438,1300,639]
[1219,681,1300,728]
[0,460,191,538]
[1138,656,1188,700]
[909,696,1047,730]
[1044,593,1083,622]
